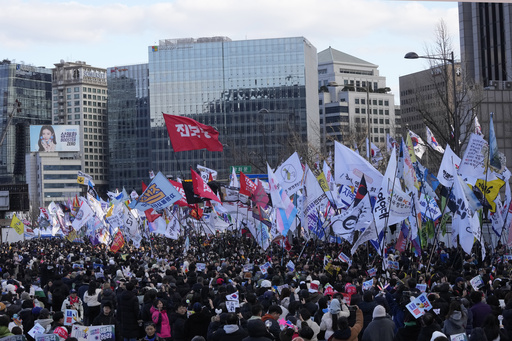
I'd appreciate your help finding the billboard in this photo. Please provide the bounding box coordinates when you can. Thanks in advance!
[30,125,80,152]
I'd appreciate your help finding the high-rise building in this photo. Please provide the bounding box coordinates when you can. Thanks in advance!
[52,61,109,195]
[459,2,512,167]
[147,36,319,177]
[107,64,151,191]
[317,47,397,153]
[0,60,53,184]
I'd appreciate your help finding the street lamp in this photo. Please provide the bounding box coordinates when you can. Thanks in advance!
[404,51,459,155]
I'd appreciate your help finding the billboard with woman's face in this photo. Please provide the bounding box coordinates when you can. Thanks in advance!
[30,125,80,152]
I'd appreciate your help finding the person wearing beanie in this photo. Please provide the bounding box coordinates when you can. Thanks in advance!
[319,299,350,341]
[34,308,53,333]
[329,305,363,341]
[361,305,394,341]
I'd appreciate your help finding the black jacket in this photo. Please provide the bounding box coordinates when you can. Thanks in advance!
[116,290,140,337]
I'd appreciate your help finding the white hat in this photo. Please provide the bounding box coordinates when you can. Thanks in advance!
[309,280,320,293]
[260,280,272,288]
[430,331,447,341]
[372,305,386,319]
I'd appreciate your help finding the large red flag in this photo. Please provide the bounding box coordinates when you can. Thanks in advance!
[240,172,257,196]
[163,113,223,152]
[191,169,220,202]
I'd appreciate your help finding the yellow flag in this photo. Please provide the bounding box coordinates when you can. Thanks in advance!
[316,172,330,193]
[474,178,505,212]
[10,214,24,235]
[77,175,85,185]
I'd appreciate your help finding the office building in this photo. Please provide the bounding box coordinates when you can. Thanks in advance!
[317,47,397,153]
[460,2,512,167]
[147,36,319,177]
[0,60,53,185]
[107,64,151,191]
[26,152,82,208]
[52,61,109,195]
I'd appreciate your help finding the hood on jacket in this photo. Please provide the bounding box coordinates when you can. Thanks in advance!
[150,306,165,314]
[224,325,239,334]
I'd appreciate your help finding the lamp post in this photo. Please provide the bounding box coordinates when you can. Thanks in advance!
[404,51,459,155]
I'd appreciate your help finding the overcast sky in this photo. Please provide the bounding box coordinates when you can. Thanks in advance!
[0,0,459,100]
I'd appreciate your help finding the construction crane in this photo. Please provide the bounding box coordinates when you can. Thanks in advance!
[0,99,21,149]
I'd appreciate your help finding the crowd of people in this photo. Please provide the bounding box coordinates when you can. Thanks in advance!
[0,233,510,341]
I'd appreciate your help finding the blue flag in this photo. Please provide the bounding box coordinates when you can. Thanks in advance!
[489,112,502,170]
[129,172,182,211]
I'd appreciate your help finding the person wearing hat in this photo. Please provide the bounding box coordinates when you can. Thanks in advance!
[92,301,121,341]
[319,299,350,341]
[361,305,395,341]
[34,308,53,333]
[452,277,466,297]
[61,289,84,323]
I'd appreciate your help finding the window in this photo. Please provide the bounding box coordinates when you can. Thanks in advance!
[384,100,389,106]
[75,114,80,119]
[75,101,80,106]
[67,108,72,113]
[355,108,360,113]
[74,94,80,99]
[74,87,80,92]
[355,98,359,104]
[67,115,72,120]
[373,100,377,105]
[67,88,71,93]
[74,107,80,112]
[378,100,383,106]
[67,95,71,100]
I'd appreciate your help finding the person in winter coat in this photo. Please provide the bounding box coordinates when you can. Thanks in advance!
[469,291,492,328]
[98,282,117,310]
[92,301,122,341]
[117,282,141,341]
[151,299,171,341]
[209,312,249,341]
[168,302,188,341]
[184,303,211,341]
[361,305,395,341]
[320,299,350,341]
[416,312,442,341]
[83,281,102,325]
[357,291,378,338]
[329,306,363,341]
[261,305,283,341]
[0,315,14,338]
[242,319,273,341]
[393,311,421,341]
[442,301,468,338]
[61,289,85,323]
[34,308,53,333]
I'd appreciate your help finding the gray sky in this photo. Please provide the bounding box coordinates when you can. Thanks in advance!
[0,0,459,100]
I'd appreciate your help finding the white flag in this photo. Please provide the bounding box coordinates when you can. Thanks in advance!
[275,152,304,195]
[71,200,94,231]
[437,145,461,188]
[229,167,239,188]
[374,148,412,234]
[370,142,384,165]
[334,141,383,196]
[426,126,445,153]
[408,130,427,159]
[331,194,373,243]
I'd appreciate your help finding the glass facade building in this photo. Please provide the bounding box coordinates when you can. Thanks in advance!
[148,36,319,177]
[107,64,151,191]
[0,60,52,184]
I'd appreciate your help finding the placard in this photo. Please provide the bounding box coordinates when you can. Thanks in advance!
[71,325,115,341]
[64,309,79,325]
[225,300,240,313]
[470,275,484,291]
[28,323,46,338]
[416,284,427,293]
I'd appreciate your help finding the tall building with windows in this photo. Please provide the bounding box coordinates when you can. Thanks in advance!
[459,2,512,168]
[147,36,319,176]
[317,47,396,153]
[107,64,151,191]
[52,61,109,195]
[0,60,53,184]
